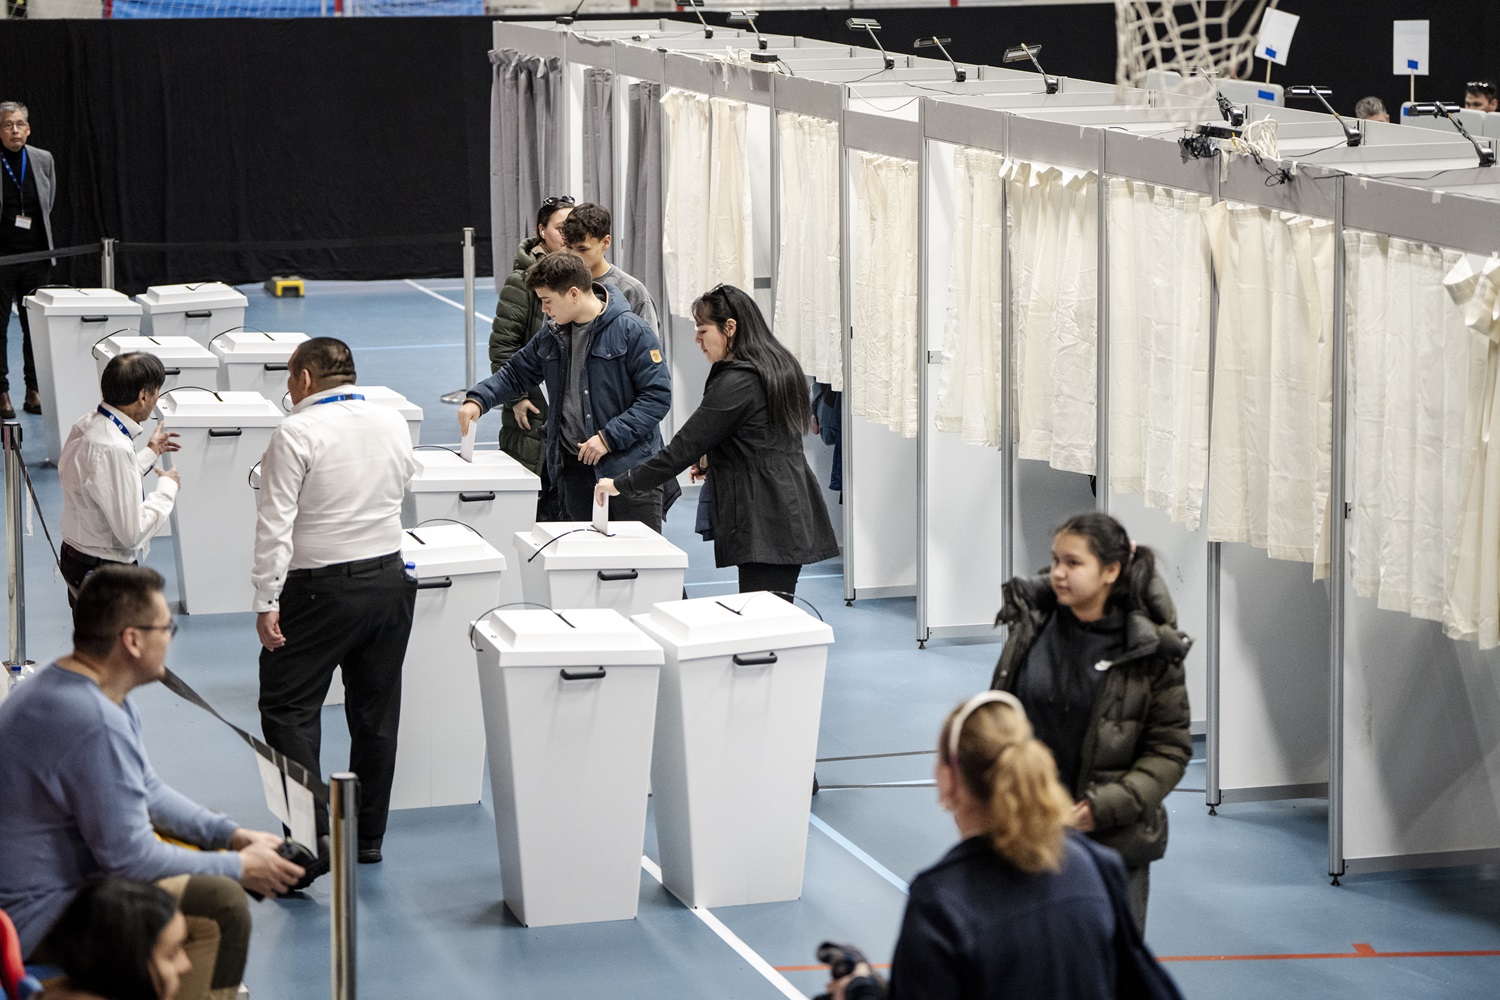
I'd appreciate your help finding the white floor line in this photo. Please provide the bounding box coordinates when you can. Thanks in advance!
[808,814,910,896]
[402,278,492,324]
[639,856,807,1000]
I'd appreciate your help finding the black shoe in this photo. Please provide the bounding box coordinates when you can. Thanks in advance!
[358,839,382,864]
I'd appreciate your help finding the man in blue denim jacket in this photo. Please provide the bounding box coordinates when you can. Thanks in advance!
[458,252,672,528]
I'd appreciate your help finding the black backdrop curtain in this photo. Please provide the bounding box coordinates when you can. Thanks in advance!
[0,16,493,292]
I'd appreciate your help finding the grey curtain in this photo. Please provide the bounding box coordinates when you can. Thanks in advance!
[581,68,615,207]
[624,80,665,316]
[490,48,562,293]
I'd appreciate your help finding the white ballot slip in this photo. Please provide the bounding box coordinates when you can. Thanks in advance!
[256,752,291,826]
[1393,20,1430,76]
[593,492,610,536]
[1255,8,1299,66]
[460,422,477,463]
[286,779,318,851]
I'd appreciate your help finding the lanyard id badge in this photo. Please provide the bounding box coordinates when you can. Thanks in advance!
[13,215,29,230]
[2,148,27,222]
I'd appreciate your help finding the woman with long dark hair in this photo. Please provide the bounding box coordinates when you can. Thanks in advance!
[40,878,193,1000]
[991,511,1192,932]
[595,283,838,596]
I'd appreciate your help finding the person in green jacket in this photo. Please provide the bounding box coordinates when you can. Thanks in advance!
[991,511,1192,933]
[490,195,574,517]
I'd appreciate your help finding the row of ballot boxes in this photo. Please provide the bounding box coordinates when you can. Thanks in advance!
[391,519,834,926]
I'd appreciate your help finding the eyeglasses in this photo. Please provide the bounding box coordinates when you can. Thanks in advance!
[0,122,29,132]
[541,195,575,209]
[129,620,180,638]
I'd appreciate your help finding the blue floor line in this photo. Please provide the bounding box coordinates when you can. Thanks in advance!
[809,814,910,897]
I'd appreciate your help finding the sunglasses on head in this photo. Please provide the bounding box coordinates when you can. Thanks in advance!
[541,195,575,209]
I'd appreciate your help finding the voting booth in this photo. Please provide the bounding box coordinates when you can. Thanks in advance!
[210,331,308,401]
[389,524,507,811]
[358,385,423,446]
[136,282,248,346]
[472,607,663,926]
[513,521,687,616]
[25,288,141,464]
[403,449,540,610]
[158,390,283,614]
[634,593,834,908]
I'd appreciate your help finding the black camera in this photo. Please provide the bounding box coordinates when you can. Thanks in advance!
[811,941,885,1000]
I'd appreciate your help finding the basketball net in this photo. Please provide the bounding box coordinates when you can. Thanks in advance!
[1115,0,1280,90]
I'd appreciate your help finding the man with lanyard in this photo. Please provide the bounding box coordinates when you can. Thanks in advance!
[58,353,181,606]
[252,337,417,882]
[0,101,57,419]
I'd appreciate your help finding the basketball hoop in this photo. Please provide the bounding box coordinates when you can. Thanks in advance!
[1115,0,1281,90]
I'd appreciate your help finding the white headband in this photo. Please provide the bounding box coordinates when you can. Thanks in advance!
[946,690,1027,764]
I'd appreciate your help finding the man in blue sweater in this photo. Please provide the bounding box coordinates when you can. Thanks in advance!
[0,565,302,1000]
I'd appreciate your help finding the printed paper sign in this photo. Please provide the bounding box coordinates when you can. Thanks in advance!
[286,780,318,852]
[1393,20,1429,76]
[256,751,290,826]
[1256,8,1300,66]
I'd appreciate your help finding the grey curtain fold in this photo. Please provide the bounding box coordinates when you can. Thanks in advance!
[625,80,665,316]
[581,67,615,207]
[490,48,561,293]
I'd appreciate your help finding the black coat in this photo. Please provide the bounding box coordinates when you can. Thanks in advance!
[616,360,839,568]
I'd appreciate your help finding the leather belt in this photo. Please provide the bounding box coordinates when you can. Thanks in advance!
[286,552,402,579]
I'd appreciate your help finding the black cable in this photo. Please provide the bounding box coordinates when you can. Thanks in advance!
[414,518,486,540]
[524,526,612,563]
[816,749,935,763]
[413,444,462,456]
[467,601,556,650]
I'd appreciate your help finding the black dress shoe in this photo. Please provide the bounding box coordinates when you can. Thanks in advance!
[358,839,383,864]
[22,389,41,415]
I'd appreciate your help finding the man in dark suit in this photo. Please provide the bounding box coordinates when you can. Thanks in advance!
[0,100,57,419]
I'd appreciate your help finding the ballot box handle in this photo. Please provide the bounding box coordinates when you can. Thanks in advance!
[416,577,453,590]
[559,667,607,682]
[732,652,779,667]
[207,428,243,437]
[185,310,213,318]
[81,315,109,323]
[162,367,182,376]
[597,569,639,582]
[459,491,496,503]
[263,362,289,372]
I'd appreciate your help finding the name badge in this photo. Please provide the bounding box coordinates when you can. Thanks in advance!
[13,215,30,230]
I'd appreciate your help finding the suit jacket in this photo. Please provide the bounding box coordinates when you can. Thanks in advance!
[0,145,56,253]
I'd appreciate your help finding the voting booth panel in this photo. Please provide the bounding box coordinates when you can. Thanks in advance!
[25,288,142,465]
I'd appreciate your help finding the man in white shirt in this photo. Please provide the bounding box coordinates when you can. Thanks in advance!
[252,337,416,876]
[58,352,181,605]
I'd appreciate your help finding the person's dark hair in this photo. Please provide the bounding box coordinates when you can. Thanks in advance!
[72,564,167,658]
[524,251,594,295]
[1467,80,1497,101]
[45,878,180,1000]
[1053,511,1156,614]
[100,353,167,408]
[288,337,356,389]
[1353,96,1387,120]
[535,194,575,237]
[691,284,811,437]
[559,202,612,244]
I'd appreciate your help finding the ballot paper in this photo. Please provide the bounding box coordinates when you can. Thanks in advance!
[257,751,291,826]
[460,422,476,463]
[1255,8,1299,66]
[593,492,610,536]
[1393,20,1429,76]
[286,779,318,852]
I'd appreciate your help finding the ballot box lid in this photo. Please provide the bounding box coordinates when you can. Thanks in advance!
[156,389,284,427]
[408,449,541,493]
[400,523,507,577]
[137,282,249,313]
[358,385,424,421]
[514,520,689,571]
[94,335,219,367]
[632,592,834,660]
[471,607,664,667]
[25,287,142,317]
[209,331,308,364]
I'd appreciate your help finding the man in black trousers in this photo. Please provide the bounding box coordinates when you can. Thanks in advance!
[0,100,57,418]
[251,338,417,883]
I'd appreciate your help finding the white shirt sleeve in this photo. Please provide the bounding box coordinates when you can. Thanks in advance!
[251,425,310,613]
[89,436,176,552]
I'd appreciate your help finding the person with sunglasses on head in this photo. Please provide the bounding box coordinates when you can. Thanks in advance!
[1464,80,1498,113]
[0,565,303,1000]
[593,283,837,597]
[491,195,575,518]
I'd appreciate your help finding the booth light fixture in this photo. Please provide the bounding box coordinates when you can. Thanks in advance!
[681,0,713,39]
[915,36,966,84]
[846,18,895,71]
[1287,85,1362,147]
[1407,102,1497,166]
[728,9,767,50]
[1002,42,1057,95]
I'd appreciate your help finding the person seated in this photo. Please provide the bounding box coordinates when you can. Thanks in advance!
[1464,80,1498,113]
[33,878,191,1000]
[0,565,303,1000]
[1354,96,1390,122]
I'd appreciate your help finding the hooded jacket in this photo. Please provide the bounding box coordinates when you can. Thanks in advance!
[991,573,1192,869]
[487,237,549,475]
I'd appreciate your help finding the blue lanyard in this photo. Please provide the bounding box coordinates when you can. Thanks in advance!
[311,393,365,406]
[97,405,133,441]
[2,149,27,214]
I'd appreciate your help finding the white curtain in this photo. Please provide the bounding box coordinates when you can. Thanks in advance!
[1106,178,1212,530]
[661,88,712,317]
[1346,233,1482,627]
[935,146,1006,447]
[708,97,754,295]
[850,151,920,437]
[1442,255,1500,648]
[774,112,843,389]
[1202,202,1335,575]
[1008,162,1099,476]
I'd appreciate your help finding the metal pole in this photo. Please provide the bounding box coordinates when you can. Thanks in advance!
[1204,159,1223,815]
[100,238,116,290]
[330,772,358,1000]
[1327,175,1349,885]
[1094,133,1110,513]
[1000,116,1015,588]
[4,422,24,670]
[915,100,930,647]
[440,228,479,405]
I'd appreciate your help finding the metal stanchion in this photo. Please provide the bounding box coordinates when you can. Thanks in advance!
[330,772,359,1000]
[100,238,116,289]
[440,227,478,405]
[4,421,26,672]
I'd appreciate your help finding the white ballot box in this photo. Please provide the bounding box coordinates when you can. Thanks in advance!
[210,331,308,400]
[136,282,248,347]
[472,607,662,926]
[93,335,220,395]
[25,288,141,464]
[513,521,686,616]
[633,593,835,908]
[403,450,539,610]
[158,390,283,614]
[357,385,423,446]
[389,524,507,811]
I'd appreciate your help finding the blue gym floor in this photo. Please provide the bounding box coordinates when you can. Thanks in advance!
[5,279,1500,999]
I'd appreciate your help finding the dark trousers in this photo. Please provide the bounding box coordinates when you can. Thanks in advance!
[738,562,801,599]
[0,259,48,394]
[59,542,133,609]
[258,557,416,845]
[557,450,664,531]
